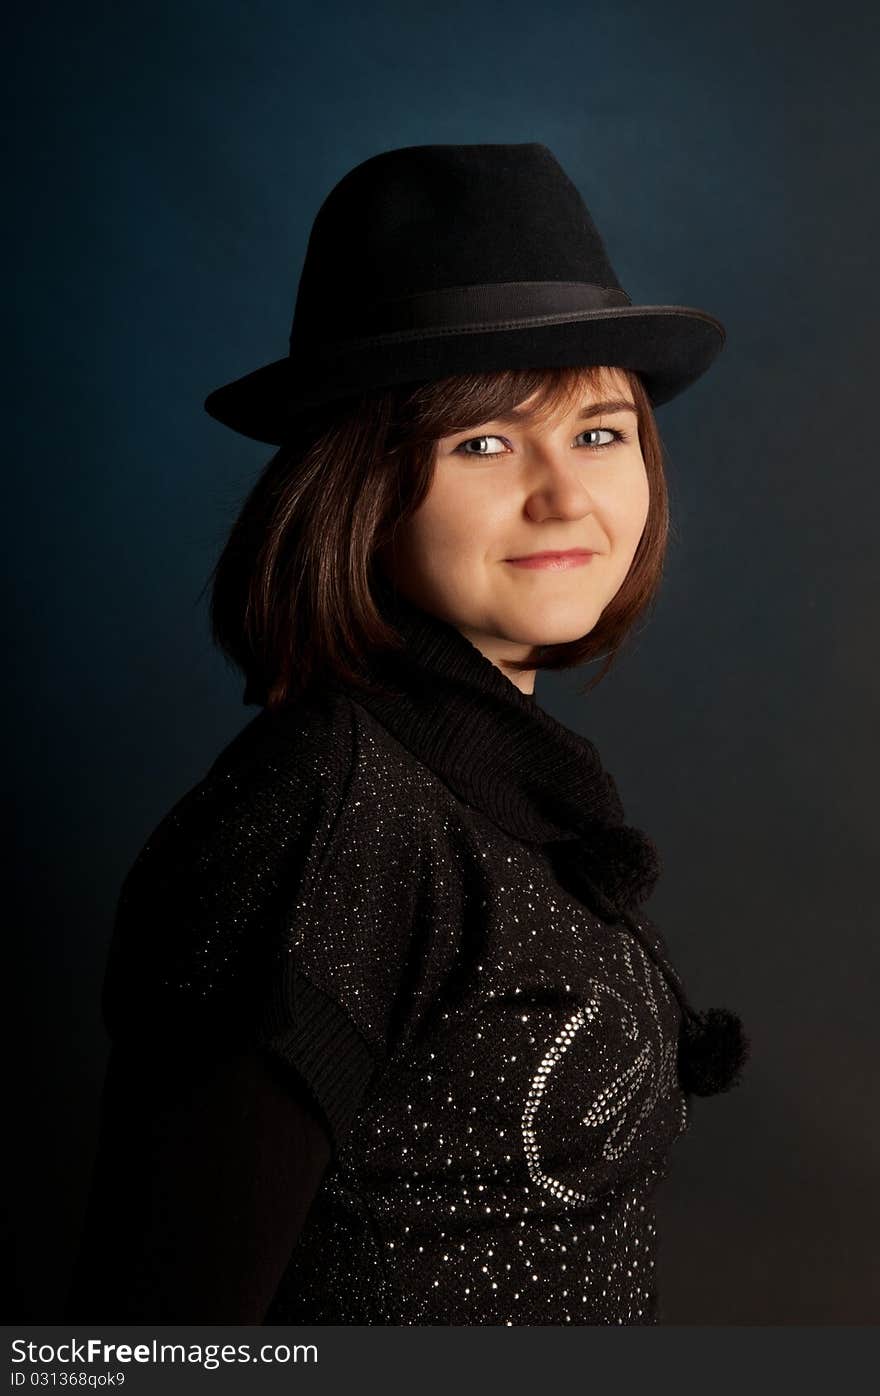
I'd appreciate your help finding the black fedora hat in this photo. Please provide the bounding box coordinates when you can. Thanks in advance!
[204,142,726,446]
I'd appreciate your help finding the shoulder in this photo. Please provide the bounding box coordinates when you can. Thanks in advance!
[101,689,360,1036]
[102,687,448,1025]
[129,687,359,875]
[150,686,448,876]
[188,683,446,826]
[205,685,359,802]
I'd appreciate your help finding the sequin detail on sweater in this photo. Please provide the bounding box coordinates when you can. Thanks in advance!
[101,585,744,1325]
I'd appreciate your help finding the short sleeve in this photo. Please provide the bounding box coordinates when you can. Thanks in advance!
[99,692,461,1154]
[100,694,379,1152]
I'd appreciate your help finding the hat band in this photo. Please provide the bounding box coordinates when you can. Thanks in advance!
[292,280,632,355]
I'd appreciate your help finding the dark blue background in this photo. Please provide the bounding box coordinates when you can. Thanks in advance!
[7,0,879,1324]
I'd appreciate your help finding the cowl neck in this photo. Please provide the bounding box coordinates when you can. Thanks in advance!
[341,573,662,916]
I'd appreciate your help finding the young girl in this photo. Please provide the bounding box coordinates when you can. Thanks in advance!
[66,142,748,1326]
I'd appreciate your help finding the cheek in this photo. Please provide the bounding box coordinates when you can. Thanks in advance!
[402,505,462,561]
[387,504,464,589]
[634,473,651,534]
[610,458,650,538]
[407,475,501,556]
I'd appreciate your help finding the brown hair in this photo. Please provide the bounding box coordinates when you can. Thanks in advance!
[205,364,670,710]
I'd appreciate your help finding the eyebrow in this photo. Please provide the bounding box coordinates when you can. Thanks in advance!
[492,397,639,424]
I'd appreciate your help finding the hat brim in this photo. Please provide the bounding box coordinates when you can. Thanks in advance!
[203,305,725,446]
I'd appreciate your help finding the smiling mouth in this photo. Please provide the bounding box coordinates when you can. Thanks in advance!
[506,549,596,560]
[505,550,597,570]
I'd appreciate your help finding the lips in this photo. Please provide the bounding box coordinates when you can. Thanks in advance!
[504,549,597,571]
[507,549,595,561]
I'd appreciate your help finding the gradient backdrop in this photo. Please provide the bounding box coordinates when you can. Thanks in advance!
[6,0,879,1324]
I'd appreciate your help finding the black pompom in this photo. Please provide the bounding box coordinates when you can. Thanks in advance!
[590,823,662,910]
[677,1007,751,1097]
[547,823,662,917]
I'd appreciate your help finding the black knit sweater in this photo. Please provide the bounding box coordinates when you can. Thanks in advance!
[69,580,748,1325]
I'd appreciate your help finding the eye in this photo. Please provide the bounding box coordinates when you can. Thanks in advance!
[453,435,508,456]
[578,427,627,450]
[452,427,628,457]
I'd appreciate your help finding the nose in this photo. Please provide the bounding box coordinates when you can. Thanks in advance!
[523,449,596,520]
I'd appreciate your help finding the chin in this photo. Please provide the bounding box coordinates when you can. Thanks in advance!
[497,615,599,649]
[509,603,601,648]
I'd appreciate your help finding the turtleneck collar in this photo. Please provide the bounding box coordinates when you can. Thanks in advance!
[334,574,662,915]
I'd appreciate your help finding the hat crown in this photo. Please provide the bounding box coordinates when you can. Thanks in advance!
[290,143,623,348]
[203,140,726,444]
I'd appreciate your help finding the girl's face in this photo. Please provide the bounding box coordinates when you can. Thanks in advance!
[377,367,650,694]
